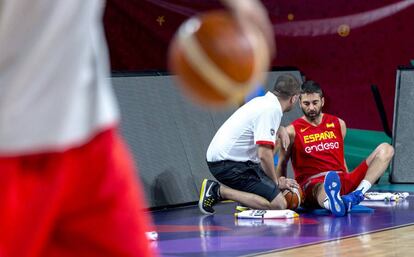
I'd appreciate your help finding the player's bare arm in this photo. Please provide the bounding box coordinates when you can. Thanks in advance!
[277,126,290,151]
[258,144,298,191]
[275,125,299,191]
[276,124,295,177]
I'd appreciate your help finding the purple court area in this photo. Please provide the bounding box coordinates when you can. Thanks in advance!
[151,188,414,257]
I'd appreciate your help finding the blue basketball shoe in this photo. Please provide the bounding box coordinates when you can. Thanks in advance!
[323,171,346,216]
[342,189,365,212]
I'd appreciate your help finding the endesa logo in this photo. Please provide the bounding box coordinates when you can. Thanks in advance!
[305,141,340,153]
[303,131,339,153]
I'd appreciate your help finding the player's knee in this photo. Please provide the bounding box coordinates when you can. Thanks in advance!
[378,143,394,161]
[269,193,287,210]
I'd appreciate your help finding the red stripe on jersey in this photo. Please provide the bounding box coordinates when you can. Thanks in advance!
[256,141,275,148]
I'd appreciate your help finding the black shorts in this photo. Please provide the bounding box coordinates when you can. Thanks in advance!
[207,160,280,202]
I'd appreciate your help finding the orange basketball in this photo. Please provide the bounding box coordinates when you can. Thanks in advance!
[168,10,271,107]
[283,187,304,210]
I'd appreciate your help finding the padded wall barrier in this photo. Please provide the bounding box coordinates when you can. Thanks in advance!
[391,67,414,183]
[112,70,303,207]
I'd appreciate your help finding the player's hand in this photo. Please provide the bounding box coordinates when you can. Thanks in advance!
[221,0,275,58]
[277,126,290,151]
[277,176,299,191]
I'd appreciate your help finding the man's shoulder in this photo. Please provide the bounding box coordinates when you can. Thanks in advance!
[323,113,344,129]
[323,113,341,120]
[291,116,306,126]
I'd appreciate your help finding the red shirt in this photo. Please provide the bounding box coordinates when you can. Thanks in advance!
[291,114,346,185]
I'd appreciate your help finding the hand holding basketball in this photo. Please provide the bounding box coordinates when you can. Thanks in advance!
[283,187,304,210]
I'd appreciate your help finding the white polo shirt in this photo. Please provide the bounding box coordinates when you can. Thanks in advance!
[0,0,118,155]
[206,92,283,163]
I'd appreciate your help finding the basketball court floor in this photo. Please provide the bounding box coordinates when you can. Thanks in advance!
[150,184,414,257]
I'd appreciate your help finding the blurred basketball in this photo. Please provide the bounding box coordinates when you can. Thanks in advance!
[283,187,303,210]
[168,10,271,107]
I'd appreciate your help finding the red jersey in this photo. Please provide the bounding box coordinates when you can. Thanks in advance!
[291,114,346,185]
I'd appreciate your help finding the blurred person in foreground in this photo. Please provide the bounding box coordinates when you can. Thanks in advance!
[0,0,276,256]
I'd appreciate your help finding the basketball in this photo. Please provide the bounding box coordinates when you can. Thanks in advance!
[283,187,304,210]
[168,10,271,107]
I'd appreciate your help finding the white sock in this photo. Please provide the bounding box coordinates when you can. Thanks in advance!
[323,197,331,210]
[355,180,371,194]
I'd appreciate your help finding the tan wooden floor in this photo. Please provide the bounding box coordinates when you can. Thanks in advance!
[257,225,414,257]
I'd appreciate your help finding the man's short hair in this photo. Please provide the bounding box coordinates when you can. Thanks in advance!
[300,80,324,98]
[272,74,301,100]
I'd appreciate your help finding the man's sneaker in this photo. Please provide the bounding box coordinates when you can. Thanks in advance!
[324,171,346,216]
[199,179,220,215]
[342,189,365,212]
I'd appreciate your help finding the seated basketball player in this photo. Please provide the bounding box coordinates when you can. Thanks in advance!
[276,80,394,216]
[198,74,301,215]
